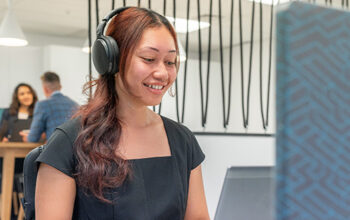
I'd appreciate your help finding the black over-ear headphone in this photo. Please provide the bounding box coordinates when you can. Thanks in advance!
[92,7,130,75]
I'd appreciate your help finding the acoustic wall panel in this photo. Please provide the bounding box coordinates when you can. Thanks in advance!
[276,2,350,219]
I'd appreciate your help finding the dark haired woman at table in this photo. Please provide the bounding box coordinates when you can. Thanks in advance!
[0,83,38,172]
[0,83,38,141]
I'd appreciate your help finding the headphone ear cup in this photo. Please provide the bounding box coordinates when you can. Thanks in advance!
[92,36,120,75]
[104,36,120,74]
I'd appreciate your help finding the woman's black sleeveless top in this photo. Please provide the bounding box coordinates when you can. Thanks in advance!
[36,116,205,220]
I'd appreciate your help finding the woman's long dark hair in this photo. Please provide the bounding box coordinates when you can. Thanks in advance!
[73,7,179,203]
[9,83,38,116]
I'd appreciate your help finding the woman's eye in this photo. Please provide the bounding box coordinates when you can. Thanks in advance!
[142,57,154,62]
[166,61,176,66]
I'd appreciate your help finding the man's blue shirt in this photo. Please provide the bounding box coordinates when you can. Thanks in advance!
[28,91,78,142]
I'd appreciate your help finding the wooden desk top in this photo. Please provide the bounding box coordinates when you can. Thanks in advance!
[0,142,42,149]
[0,142,42,220]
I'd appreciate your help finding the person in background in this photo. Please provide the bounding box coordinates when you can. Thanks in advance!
[0,83,38,173]
[0,83,38,142]
[35,7,209,220]
[21,71,78,142]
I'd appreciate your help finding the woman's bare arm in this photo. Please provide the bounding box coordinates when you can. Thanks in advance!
[184,165,210,220]
[35,163,76,220]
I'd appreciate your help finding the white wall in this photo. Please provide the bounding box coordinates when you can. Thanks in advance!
[43,45,92,105]
[0,46,44,106]
[25,32,85,48]
[0,34,276,219]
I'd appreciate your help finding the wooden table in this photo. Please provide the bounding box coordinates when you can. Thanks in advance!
[0,142,41,220]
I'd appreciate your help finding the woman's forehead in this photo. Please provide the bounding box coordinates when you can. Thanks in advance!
[136,27,176,53]
[18,86,30,92]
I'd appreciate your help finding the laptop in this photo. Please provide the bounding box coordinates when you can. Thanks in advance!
[8,119,32,142]
[276,2,350,219]
[214,167,275,220]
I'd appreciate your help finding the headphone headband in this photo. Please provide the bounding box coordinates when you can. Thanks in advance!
[96,6,131,37]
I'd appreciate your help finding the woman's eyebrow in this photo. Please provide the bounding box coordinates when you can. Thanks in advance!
[141,46,176,53]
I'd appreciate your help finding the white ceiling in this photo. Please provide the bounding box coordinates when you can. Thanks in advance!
[0,0,285,51]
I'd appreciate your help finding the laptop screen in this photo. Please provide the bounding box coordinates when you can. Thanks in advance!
[8,119,32,142]
[214,167,275,220]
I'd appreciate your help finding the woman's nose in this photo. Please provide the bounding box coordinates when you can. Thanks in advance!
[153,62,169,82]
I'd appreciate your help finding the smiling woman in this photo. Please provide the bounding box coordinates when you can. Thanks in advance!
[0,83,37,178]
[117,27,178,106]
[0,83,38,142]
[35,7,209,220]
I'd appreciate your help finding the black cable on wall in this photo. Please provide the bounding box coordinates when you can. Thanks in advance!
[150,0,155,113]
[225,0,235,127]
[197,0,205,127]
[238,0,245,128]
[203,0,213,126]
[265,2,274,130]
[88,0,92,98]
[180,0,190,123]
[157,0,168,115]
[218,0,227,128]
[95,0,99,26]
[259,0,264,129]
[173,0,181,123]
[245,0,255,128]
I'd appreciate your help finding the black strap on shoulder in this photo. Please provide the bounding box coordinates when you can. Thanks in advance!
[22,145,45,220]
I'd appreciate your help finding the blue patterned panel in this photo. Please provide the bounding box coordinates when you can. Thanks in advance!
[0,108,4,123]
[276,2,350,220]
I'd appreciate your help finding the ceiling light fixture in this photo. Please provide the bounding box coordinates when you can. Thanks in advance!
[0,0,28,47]
[166,17,210,33]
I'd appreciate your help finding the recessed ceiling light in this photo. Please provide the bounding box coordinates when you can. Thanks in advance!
[166,17,210,33]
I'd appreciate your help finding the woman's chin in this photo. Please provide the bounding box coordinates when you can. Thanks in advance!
[145,99,162,107]
[21,103,32,108]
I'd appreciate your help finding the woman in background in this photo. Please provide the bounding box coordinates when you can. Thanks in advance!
[0,83,38,141]
[0,83,38,172]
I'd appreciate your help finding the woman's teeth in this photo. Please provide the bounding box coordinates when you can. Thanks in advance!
[145,84,164,90]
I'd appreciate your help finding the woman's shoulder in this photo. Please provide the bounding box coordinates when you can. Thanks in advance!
[41,117,81,152]
[1,108,11,118]
[55,117,82,144]
[2,108,10,114]
[161,116,205,171]
[37,117,81,177]
[0,108,16,124]
[161,116,194,142]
